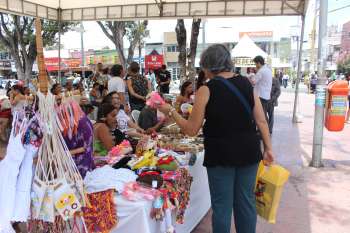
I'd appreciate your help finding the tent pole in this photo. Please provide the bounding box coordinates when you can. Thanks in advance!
[292,15,305,123]
[58,2,62,84]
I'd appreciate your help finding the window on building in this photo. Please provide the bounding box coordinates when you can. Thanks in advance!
[167,45,178,52]
[171,67,181,80]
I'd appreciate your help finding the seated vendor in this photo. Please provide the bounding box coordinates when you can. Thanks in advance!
[93,103,119,157]
[63,113,95,178]
[175,81,194,112]
[103,91,145,138]
[138,105,164,134]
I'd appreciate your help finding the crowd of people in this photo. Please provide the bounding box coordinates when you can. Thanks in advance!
[10,42,350,233]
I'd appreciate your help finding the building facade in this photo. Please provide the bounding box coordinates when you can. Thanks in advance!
[340,21,350,61]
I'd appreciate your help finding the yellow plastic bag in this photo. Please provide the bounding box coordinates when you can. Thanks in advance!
[255,161,290,224]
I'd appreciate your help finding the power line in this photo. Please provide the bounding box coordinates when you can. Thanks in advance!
[328,4,350,13]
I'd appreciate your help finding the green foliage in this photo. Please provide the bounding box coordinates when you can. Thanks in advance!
[337,56,350,75]
[125,21,149,47]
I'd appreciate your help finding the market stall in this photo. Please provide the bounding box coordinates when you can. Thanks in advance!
[231,34,269,75]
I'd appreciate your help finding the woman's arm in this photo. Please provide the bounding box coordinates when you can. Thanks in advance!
[159,86,209,136]
[96,124,115,151]
[127,79,146,101]
[127,119,144,133]
[70,147,85,155]
[253,91,274,165]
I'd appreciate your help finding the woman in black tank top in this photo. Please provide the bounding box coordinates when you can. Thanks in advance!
[157,44,274,233]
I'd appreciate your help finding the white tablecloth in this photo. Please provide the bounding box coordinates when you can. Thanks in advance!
[111,152,211,233]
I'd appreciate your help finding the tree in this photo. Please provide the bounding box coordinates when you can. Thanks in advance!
[337,56,350,75]
[97,20,149,69]
[175,19,187,80]
[0,13,75,80]
[187,19,201,82]
[175,19,201,82]
[97,21,126,67]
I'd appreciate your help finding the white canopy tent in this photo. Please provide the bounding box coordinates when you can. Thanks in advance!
[231,34,268,58]
[0,0,308,21]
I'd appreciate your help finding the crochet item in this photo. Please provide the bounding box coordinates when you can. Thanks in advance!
[157,156,179,171]
[122,182,160,201]
[82,189,117,233]
[107,140,133,164]
[146,92,165,108]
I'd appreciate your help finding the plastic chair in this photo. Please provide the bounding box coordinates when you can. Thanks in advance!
[131,110,141,123]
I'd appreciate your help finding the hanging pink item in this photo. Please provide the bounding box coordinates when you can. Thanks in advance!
[146,92,165,108]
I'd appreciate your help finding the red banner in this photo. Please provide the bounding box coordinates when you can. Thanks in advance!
[145,54,164,72]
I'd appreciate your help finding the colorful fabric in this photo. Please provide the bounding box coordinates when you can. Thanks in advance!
[83,189,117,233]
[175,168,193,224]
[64,115,95,178]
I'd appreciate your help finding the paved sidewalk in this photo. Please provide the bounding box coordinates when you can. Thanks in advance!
[192,89,350,233]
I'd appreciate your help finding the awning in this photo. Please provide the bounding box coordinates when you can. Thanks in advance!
[0,0,308,21]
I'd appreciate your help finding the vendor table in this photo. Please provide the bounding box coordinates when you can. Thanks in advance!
[111,152,211,233]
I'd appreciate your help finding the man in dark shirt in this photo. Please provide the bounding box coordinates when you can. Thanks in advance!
[267,76,281,134]
[138,106,164,134]
[157,65,171,94]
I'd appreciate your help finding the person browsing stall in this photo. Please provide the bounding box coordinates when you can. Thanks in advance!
[253,56,272,118]
[126,62,150,111]
[108,64,129,113]
[157,44,274,233]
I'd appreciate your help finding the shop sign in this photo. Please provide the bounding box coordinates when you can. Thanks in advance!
[145,55,164,71]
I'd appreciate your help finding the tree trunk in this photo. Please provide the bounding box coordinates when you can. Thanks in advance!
[24,58,35,83]
[126,42,137,65]
[175,19,187,83]
[187,19,201,82]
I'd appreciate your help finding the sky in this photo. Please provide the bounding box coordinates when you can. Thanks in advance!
[60,0,350,51]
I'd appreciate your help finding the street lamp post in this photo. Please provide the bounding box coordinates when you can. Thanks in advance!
[291,17,306,124]
[310,0,328,168]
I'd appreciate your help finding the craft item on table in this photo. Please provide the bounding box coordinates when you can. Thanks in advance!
[112,156,133,170]
[157,156,179,171]
[160,124,181,135]
[146,91,165,108]
[135,136,157,157]
[180,103,193,114]
[128,150,158,170]
[83,189,117,233]
[107,140,133,164]
[150,181,178,231]
[122,182,161,201]
[84,166,137,194]
[136,171,163,189]
[174,168,193,224]
[0,114,28,231]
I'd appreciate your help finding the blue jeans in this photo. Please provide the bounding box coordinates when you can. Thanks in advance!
[207,163,259,233]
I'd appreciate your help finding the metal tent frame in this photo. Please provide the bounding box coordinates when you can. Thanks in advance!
[0,0,308,21]
[0,0,309,123]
